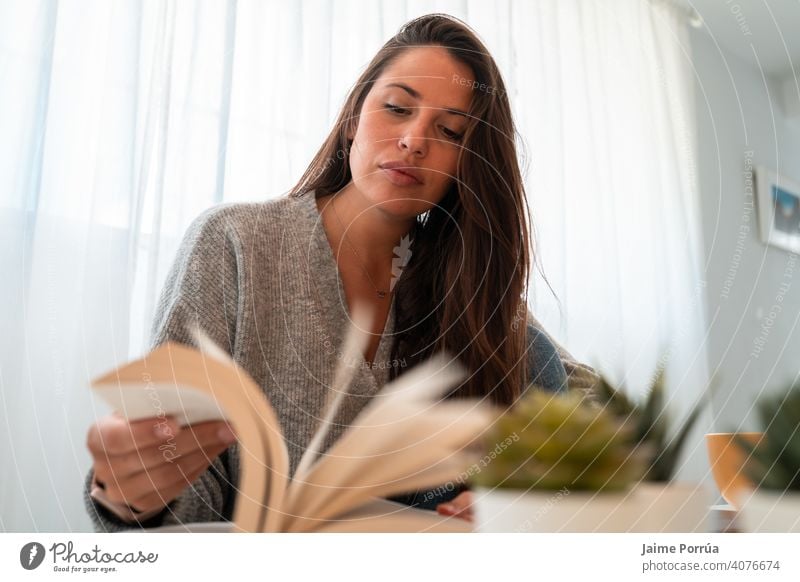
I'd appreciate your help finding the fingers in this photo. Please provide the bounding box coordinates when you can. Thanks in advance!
[128,448,232,513]
[92,419,237,489]
[436,491,474,522]
[102,441,231,511]
[87,413,238,516]
[93,420,236,481]
[87,414,182,458]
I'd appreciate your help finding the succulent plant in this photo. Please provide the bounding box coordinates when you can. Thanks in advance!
[593,369,706,482]
[472,390,646,491]
[737,384,800,492]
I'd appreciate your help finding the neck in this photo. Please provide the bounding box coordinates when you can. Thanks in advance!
[323,183,415,269]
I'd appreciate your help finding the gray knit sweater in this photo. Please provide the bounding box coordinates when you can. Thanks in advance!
[83,191,598,532]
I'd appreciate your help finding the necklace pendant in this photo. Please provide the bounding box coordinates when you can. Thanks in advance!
[377,290,387,299]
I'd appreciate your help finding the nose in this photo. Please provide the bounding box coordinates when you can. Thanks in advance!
[398,120,428,158]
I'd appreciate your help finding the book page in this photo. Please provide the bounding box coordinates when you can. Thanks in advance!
[292,302,372,482]
[285,406,488,529]
[309,497,473,533]
[283,353,492,529]
[91,340,289,532]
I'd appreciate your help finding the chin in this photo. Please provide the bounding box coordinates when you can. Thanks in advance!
[365,182,442,218]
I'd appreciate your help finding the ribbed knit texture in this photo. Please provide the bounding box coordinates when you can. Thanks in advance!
[83,191,596,532]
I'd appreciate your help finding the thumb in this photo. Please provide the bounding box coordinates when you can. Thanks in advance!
[437,491,473,516]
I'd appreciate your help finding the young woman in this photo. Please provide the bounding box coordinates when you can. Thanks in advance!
[84,13,597,531]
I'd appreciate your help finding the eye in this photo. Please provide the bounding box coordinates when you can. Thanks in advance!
[441,126,464,142]
[384,103,410,115]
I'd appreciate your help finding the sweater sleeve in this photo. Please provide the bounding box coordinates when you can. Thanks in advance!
[525,323,567,394]
[83,206,244,532]
[526,311,600,403]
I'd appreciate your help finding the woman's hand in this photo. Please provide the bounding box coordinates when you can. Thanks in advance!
[436,491,474,522]
[86,413,237,514]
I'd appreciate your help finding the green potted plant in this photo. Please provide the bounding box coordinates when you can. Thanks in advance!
[472,368,709,532]
[735,384,800,532]
[593,370,709,532]
[471,390,647,532]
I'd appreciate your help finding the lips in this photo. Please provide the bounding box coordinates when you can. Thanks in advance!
[379,161,423,185]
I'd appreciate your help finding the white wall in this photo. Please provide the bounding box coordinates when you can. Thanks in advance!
[691,28,800,434]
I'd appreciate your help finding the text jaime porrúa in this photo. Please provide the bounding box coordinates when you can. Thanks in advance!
[641,542,720,556]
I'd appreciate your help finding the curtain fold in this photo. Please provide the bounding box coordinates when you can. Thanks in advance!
[0,0,709,531]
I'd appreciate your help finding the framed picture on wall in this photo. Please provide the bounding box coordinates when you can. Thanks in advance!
[756,166,800,254]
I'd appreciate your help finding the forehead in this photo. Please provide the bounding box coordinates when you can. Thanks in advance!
[375,46,474,112]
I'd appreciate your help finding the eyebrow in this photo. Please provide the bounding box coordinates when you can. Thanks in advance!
[384,82,469,118]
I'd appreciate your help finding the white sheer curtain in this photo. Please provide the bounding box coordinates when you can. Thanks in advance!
[516,0,712,484]
[0,0,709,531]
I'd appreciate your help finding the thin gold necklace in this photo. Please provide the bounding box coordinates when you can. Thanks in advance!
[331,194,389,299]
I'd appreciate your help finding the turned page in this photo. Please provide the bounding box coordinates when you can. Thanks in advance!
[93,306,491,533]
[283,310,492,531]
[309,497,473,533]
[91,332,289,533]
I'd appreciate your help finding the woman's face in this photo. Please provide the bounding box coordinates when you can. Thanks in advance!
[347,46,475,219]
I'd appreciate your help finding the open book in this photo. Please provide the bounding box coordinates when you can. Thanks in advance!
[91,304,491,532]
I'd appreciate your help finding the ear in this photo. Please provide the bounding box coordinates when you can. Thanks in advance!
[345,115,358,142]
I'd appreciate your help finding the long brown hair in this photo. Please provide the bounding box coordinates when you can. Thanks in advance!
[290,13,533,406]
